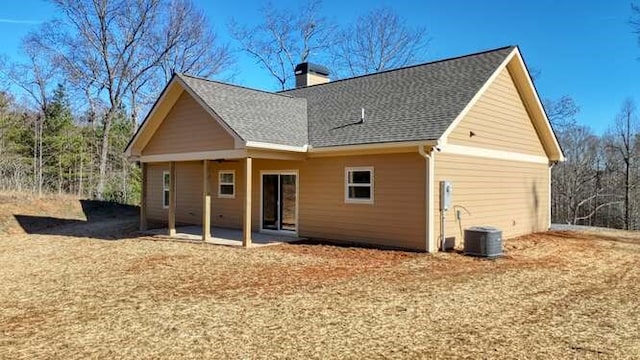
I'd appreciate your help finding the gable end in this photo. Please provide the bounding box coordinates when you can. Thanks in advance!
[446,66,547,156]
[142,91,237,155]
[439,47,564,162]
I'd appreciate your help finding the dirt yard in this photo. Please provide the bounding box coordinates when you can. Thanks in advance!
[1,194,639,359]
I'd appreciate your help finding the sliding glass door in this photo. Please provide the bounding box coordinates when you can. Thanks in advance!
[261,173,297,232]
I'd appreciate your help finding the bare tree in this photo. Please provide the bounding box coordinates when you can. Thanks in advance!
[158,0,234,82]
[34,0,231,199]
[132,0,234,130]
[604,99,639,230]
[0,34,59,197]
[0,91,10,155]
[331,7,429,78]
[544,95,579,130]
[229,0,335,90]
[630,3,640,44]
[551,124,619,225]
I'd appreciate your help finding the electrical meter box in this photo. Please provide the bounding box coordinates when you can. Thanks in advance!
[440,181,452,211]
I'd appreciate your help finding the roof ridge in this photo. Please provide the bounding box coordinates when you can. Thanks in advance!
[177,73,298,99]
[280,45,516,93]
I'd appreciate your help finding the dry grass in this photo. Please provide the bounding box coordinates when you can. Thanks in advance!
[1,196,639,358]
[0,192,86,235]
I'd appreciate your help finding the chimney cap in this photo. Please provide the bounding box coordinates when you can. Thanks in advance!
[294,62,330,76]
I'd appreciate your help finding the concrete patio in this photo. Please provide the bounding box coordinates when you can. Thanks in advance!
[143,226,302,247]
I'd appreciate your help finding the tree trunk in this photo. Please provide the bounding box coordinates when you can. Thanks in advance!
[130,90,138,135]
[58,157,63,195]
[96,111,114,200]
[122,159,128,203]
[78,143,84,197]
[33,117,37,194]
[625,160,631,230]
[37,117,43,198]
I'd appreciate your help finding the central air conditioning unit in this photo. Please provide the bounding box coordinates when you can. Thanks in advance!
[464,226,503,258]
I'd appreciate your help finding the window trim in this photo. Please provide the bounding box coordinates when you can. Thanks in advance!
[162,170,170,209]
[218,170,236,198]
[344,167,374,204]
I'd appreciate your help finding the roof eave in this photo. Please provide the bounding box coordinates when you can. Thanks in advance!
[245,141,308,152]
[308,140,439,153]
[509,48,565,162]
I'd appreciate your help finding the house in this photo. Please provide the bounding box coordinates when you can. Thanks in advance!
[125,45,564,252]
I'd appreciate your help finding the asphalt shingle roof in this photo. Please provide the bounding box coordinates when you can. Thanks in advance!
[178,74,308,147]
[282,46,514,147]
[175,46,514,148]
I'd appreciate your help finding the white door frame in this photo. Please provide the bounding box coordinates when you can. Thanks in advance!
[259,170,299,236]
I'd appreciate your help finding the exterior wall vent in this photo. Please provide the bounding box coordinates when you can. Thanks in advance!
[464,226,503,258]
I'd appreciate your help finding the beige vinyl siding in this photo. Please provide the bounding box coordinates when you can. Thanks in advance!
[146,162,203,225]
[146,153,425,249]
[448,67,547,157]
[438,65,552,248]
[209,161,244,229]
[251,153,426,250]
[142,92,235,155]
[146,163,169,222]
[145,161,246,228]
[433,153,549,247]
[174,162,203,225]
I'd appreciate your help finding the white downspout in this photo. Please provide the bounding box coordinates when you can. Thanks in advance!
[418,144,436,253]
[548,161,557,230]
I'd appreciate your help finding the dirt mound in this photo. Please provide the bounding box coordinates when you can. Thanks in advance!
[0,191,138,236]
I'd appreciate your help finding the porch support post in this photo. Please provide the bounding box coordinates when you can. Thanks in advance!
[243,157,253,248]
[202,159,211,241]
[168,161,176,237]
[139,162,148,231]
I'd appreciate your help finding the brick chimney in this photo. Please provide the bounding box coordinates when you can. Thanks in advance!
[294,63,330,88]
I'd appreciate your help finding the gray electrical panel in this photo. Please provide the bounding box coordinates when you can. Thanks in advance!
[440,181,452,211]
[464,226,503,258]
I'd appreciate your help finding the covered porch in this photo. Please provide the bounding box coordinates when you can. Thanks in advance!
[125,73,309,248]
[138,150,305,248]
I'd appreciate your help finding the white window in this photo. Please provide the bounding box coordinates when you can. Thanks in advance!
[162,171,170,208]
[218,170,235,198]
[345,167,374,204]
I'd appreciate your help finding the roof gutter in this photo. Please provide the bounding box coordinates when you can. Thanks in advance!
[309,140,438,154]
[245,141,308,152]
[245,140,440,155]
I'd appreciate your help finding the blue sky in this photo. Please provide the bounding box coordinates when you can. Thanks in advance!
[1,0,639,134]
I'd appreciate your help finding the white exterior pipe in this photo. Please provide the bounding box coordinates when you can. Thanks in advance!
[418,144,436,253]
